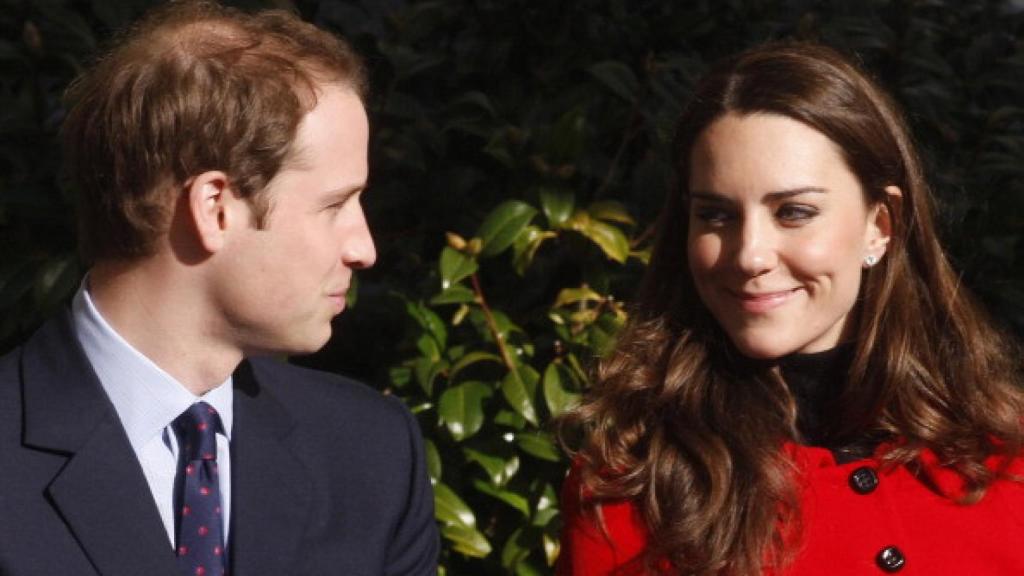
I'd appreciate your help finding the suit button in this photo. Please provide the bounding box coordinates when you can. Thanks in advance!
[876,545,906,572]
[849,466,879,494]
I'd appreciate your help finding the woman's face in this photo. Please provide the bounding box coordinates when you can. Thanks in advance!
[686,112,890,359]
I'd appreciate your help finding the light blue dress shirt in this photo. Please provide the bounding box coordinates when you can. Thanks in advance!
[71,281,233,549]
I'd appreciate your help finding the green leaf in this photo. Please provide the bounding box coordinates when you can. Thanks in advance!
[552,286,603,309]
[470,308,527,347]
[33,255,78,314]
[389,366,412,389]
[543,361,582,417]
[548,107,587,161]
[630,247,652,265]
[588,60,641,102]
[415,332,442,361]
[565,353,591,388]
[450,90,497,117]
[588,200,636,226]
[567,212,630,263]
[424,439,442,482]
[589,311,626,355]
[405,299,448,349]
[484,131,515,168]
[464,446,520,486]
[501,527,532,569]
[412,357,444,396]
[536,481,558,514]
[435,480,492,562]
[501,527,546,576]
[441,524,492,558]
[516,431,561,462]
[539,188,575,227]
[345,273,359,308]
[494,409,527,430]
[512,226,557,276]
[477,200,538,258]
[490,309,526,338]
[516,562,544,576]
[431,284,476,306]
[439,381,493,441]
[473,479,530,516]
[542,533,560,568]
[449,351,503,382]
[501,365,540,426]
[534,507,559,529]
[439,247,478,289]
[434,481,477,528]
[407,401,433,415]
[536,481,561,528]
[452,303,470,326]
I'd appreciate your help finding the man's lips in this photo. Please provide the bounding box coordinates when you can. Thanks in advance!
[726,287,801,313]
[327,289,348,312]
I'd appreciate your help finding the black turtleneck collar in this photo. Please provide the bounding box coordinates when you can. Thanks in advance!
[777,343,874,462]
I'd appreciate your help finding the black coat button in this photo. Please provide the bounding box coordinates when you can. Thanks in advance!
[876,545,906,572]
[849,466,879,494]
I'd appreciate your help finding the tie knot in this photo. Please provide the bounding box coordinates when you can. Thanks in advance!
[173,402,223,462]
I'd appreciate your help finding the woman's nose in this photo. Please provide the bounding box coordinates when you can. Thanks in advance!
[731,217,777,277]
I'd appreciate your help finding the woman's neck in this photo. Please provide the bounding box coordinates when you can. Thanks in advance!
[777,344,855,447]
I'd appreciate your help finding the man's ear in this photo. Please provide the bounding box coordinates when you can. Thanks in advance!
[864,185,902,265]
[186,171,234,254]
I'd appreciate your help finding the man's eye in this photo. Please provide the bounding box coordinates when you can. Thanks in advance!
[776,204,818,223]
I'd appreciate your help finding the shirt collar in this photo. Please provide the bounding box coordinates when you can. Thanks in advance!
[71,278,234,456]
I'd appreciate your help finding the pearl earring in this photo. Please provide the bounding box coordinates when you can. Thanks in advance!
[863,254,878,267]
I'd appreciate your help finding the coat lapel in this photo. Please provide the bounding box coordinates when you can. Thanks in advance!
[228,360,312,576]
[21,312,180,576]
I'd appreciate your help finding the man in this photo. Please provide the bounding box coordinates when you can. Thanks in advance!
[0,2,438,575]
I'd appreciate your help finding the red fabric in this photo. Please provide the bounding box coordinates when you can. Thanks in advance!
[558,443,1024,575]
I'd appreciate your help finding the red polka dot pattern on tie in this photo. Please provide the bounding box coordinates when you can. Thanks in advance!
[173,402,226,576]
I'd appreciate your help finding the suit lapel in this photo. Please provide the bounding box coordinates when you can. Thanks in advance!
[21,312,180,576]
[229,360,312,576]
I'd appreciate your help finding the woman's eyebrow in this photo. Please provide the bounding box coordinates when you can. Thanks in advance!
[687,187,827,202]
[764,187,827,200]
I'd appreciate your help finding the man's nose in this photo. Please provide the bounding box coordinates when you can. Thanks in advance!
[342,207,377,269]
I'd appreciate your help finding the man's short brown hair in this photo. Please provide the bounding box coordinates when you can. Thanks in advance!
[62,0,368,262]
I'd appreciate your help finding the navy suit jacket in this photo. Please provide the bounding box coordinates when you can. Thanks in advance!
[0,311,438,575]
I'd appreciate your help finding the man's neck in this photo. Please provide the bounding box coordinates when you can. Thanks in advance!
[88,259,242,396]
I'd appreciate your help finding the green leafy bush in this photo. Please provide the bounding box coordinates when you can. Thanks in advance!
[394,195,640,574]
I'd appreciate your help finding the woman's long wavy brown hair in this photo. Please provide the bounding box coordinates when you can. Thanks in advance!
[559,42,1024,575]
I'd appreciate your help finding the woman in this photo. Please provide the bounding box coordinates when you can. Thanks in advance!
[558,42,1024,575]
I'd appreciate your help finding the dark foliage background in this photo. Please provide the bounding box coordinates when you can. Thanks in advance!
[2,0,1022,574]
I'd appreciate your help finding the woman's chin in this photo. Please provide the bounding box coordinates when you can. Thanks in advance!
[727,334,795,361]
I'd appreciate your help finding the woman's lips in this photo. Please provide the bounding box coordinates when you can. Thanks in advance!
[728,287,801,314]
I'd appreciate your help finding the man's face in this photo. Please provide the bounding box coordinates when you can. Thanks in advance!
[213,84,376,355]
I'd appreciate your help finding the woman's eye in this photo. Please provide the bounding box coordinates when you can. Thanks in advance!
[694,206,732,225]
[776,204,817,223]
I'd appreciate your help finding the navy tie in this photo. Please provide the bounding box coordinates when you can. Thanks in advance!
[173,402,226,576]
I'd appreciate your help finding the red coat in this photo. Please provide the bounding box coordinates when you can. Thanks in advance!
[559,443,1024,575]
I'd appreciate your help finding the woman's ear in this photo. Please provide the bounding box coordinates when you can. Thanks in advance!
[863,185,902,268]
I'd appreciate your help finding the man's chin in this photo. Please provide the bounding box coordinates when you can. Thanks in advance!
[243,328,333,358]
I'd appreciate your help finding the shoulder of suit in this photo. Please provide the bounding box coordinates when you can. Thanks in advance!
[0,344,19,378]
[243,356,411,425]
